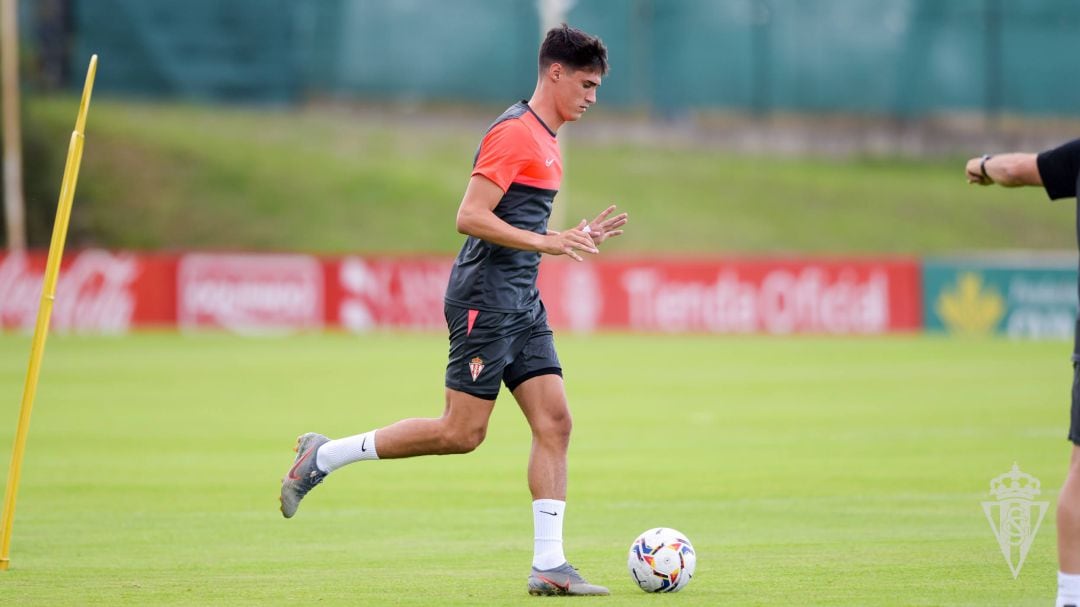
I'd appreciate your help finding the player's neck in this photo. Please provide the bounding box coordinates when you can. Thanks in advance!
[527,89,564,133]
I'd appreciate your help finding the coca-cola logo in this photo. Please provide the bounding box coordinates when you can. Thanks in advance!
[0,250,138,333]
[178,254,323,334]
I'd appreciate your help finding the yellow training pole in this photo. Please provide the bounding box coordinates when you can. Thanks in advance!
[0,54,97,572]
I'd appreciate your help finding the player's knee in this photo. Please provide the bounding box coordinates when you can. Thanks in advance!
[442,423,487,454]
[535,409,572,445]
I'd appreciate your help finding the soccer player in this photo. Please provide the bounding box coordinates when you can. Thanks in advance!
[280,24,627,597]
[965,143,1080,607]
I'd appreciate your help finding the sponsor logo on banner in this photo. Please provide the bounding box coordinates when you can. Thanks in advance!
[935,272,1005,335]
[620,267,892,334]
[924,261,1076,339]
[538,258,918,334]
[178,254,323,334]
[0,250,139,333]
[336,257,449,331]
[560,264,602,332]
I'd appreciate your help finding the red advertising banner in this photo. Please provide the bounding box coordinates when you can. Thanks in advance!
[177,253,323,334]
[0,251,920,335]
[537,257,921,334]
[324,256,453,331]
[322,255,920,335]
[0,250,176,332]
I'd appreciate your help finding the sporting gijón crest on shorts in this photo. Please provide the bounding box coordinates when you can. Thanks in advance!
[444,101,561,313]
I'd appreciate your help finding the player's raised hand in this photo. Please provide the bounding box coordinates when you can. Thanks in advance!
[542,219,599,262]
[586,205,628,245]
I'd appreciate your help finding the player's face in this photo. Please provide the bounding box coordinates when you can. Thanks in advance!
[555,66,601,122]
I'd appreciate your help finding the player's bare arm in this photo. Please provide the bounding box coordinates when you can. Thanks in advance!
[965,153,1041,187]
[456,174,598,261]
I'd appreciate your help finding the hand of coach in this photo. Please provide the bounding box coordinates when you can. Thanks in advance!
[456,175,628,262]
[965,153,1042,187]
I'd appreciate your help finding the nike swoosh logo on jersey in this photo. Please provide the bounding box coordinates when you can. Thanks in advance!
[545,158,555,167]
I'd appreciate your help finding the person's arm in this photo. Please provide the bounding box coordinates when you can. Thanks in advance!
[455,174,598,261]
[965,153,1042,187]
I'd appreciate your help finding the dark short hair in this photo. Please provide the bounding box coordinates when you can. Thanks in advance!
[538,24,608,75]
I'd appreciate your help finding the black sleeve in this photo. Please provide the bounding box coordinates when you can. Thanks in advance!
[1036,139,1080,200]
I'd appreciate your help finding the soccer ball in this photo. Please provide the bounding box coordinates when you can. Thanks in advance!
[627,527,696,593]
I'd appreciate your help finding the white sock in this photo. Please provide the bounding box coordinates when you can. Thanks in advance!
[1058,572,1080,607]
[316,430,379,473]
[532,499,566,570]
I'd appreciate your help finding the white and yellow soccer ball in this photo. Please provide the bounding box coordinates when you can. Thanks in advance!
[627,527,696,593]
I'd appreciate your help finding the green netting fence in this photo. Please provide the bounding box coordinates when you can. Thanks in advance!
[19,0,1080,117]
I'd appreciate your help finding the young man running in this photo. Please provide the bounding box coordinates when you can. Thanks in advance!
[280,24,627,597]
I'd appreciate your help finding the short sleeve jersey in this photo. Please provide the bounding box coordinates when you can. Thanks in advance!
[444,101,561,312]
[1036,139,1080,360]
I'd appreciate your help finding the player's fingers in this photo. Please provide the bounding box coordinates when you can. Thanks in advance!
[592,205,616,223]
[604,216,628,230]
[566,248,584,262]
[606,229,624,238]
[561,233,584,250]
[566,229,590,243]
[570,234,599,253]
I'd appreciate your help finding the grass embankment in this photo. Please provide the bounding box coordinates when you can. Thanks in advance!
[21,96,1073,254]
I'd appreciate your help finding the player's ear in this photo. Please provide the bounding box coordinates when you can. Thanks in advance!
[548,62,562,83]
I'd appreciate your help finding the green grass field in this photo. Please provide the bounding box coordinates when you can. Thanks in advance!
[0,331,1070,605]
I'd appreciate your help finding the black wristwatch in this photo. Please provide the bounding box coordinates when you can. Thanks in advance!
[980,154,993,182]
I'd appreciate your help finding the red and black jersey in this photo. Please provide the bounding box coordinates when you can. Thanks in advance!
[444,101,561,312]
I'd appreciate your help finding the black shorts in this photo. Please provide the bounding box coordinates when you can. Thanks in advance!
[444,302,562,401]
[1071,362,1080,444]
